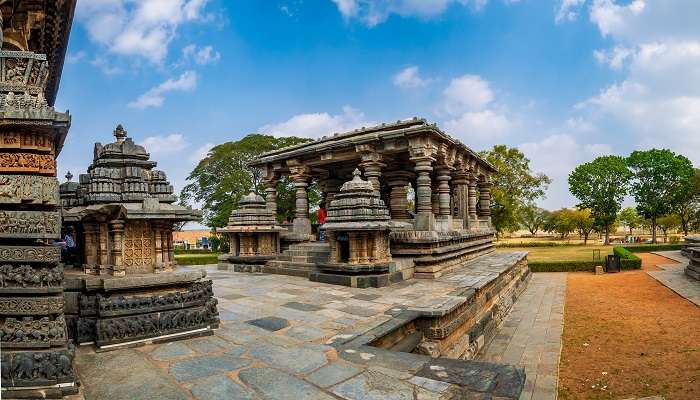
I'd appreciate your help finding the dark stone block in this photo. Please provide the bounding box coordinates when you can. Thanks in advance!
[246,316,289,332]
[309,272,353,287]
[282,302,323,312]
[415,358,524,399]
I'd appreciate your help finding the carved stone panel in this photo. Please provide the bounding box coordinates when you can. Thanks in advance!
[0,246,61,263]
[0,295,64,315]
[0,210,60,239]
[1,315,67,348]
[97,281,214,317]
[0,175,59,205]
[0,264,63,293]
[123,220,154,273]
[0,51,50,94]
[0,153,56,175]
[0,344,76,388]
[0,132,53,153]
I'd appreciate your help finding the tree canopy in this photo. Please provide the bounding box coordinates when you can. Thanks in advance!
[618,207,641,235]
[568,155,632,244]
[479,145,551,236]
[627,149,694,243]
[180,134,312,228]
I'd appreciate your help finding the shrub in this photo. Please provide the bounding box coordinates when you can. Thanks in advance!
[620,244,682,253]
[529,261,599,272]
[174,253,220,265]
[174,248,214,255]
[496,241,586,248]
[613,246,642,269]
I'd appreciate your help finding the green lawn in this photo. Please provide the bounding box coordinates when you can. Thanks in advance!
[174,253,221,265]
[498,244,613,262]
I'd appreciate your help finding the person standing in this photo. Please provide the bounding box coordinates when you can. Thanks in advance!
[318,203,327,241]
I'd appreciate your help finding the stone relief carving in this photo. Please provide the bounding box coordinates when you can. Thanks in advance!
[0,344,75,387]
[0,264,63,290]
[0,246,61,263]
[0,211,60,238]
[1,315,67,347]
[96,281,214,317]
[0,132,53,152]
[0,175,59,205]
[123,220,153,270]
[0,51,49,93]
[0,296,64,315]
[0,153,55,175]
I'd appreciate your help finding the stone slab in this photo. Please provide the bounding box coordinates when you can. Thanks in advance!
[169,355,251,381]
[239,367,336,400]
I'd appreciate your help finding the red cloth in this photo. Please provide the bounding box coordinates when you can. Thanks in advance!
[318,208,327,225]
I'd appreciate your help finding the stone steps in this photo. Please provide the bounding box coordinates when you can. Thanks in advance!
[263,242,330,278]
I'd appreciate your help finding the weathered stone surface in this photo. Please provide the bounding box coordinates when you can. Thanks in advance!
[169,355,251,381]
[190,375,253,400]
[0,153,56,175]
[331,370,415,400]
[149,342,195,361]
[246,316,289,332]
[282,301,323,312]
[248,341,329,374]
[0,175,59,204]
[239,367,337,400]
[0,245,61,263]
[307,362,363,388]
[0,210,60,239]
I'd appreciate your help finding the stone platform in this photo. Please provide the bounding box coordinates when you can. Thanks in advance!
[74,252,529,399]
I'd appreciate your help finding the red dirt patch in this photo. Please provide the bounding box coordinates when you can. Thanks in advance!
[558,253,700,400]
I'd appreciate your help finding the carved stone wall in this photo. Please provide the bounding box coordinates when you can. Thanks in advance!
[0,153,56,175]
[0,175,59,205]
[123,220,154,273]
[0,210,60,238]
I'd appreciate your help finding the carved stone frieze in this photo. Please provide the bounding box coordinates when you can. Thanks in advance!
[1,315,67,348]
[0,246,61,263]
[0,51,49,94]
[0,296,64,315]
[0,152,55,175]
[96,298,219,345]
[0,131,53,153]
[0,175,59,205]
[0,344,76,388]
[96,281,214,317]
[0,210,60,238]
[0,264,63,293]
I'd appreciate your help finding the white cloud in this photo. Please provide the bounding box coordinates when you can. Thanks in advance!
[555,0,586,23]
[66,51,86,64]
[332,0,488,26]
[90,56,122,75]
[141,134,188,154]
[443,109,512,143]
[182,44,221,65]
[392,66,432,89]
[442,74,494,114]
[593,46,634,70]
[259,106,373,138]
[76,0,211,64]
[128,70,198,109]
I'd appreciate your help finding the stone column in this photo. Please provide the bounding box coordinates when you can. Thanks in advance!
[385,172,413,220]
[478,176,492,227]
[109,220,125,276]
[412,156,435,231]
[431,181,440,216]
[264,180,278,218]
[83,223,99,274]
[348,232,359,264]
[230,233,239,256]
[467,174,478,226]
[452,171,469,229]
[360,157,385,195]
[166,225,175,270]
[153,222,164,273]
[289,166,312,236]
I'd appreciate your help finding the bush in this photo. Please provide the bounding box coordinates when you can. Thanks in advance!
[496,241,586,248]
[174,253,220,265]
[620,244,683,253]
[613,246,642,269]
[529,261,599,272]
[174,248,214,255]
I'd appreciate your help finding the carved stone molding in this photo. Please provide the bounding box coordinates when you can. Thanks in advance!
[1,315,67,348]
[0,153,56,175]
[0,246,61,263]
[0,132,53,153]
[0,296,64,315]
[0,51,50,94]
[0,175,59,205]
[0,344,76,388]
[0,264,63,293]
[0,211,60,239]
[95,281,214,317]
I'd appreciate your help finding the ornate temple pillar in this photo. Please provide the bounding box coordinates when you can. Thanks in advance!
[264,179,278,218]
[385,171,413,220]
[467,173,478,226]
[229,233,240,256]
[431,181,440,216]
[452,170,470,229]
[289,165,312,236]
[153,222,164,273]
[411,156,435,231]
[359,151,385,194]
[109,220,125,276]
[99,222,110,274]
[478,176,492,227]
[166,224,175,270]
[348,232,360,264]
[83,223,100,274]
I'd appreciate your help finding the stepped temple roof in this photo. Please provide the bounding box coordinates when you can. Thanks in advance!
[218,191,285,233]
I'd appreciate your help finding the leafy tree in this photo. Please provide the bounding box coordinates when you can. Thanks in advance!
[568,155,632,245]
[627,149,695,243]
[656,214,680,242]
[479,145,551,237]
[180,134,312,228]
[549,208,577,239]
[618,207,641,235]
[519,203,548,236]
[674,168,700,236]
[572,208,595,244]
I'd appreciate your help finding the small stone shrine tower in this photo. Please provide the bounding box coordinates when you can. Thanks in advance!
[311,169,408,288]
[217,191,286,272]
[59,125,219,350]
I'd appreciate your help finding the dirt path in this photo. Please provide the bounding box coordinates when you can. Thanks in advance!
[558,253,700,400]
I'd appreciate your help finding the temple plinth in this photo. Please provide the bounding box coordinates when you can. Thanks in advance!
[60,125,219,349]
[217,191,286,272]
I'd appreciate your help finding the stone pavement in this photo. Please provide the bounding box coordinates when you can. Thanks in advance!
[478,273,567,400]
[648,251,700,307]
[74,252,529,400]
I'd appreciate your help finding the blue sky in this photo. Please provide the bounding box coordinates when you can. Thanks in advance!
[57,0,700,212]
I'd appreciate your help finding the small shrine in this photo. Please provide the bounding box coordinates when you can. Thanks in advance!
[59,125,219,349]
[217,191,286,272]
[311,169,409,288]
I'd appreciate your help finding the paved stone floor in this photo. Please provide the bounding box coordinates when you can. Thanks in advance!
[478,273,567,400]
[73,252,529,400]
[648,251,700,307]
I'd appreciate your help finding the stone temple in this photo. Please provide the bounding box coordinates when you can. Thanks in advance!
[60,125,220,350]
[0,1,79,398]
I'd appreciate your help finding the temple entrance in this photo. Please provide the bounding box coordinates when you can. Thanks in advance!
[336,232,350,263]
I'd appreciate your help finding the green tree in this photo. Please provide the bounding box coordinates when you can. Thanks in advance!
[550,208,577,239]
[627,149,695,243]
[180,134,312,228]
[572,208,595,244]
[618,207,641,235]
[657,214,680,242]
[479,145,551,237]
[674,168,700,236]
[568,155,632,245]
[519,203,548,236]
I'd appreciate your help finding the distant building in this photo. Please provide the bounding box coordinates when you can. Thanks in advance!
[173,229,214,250]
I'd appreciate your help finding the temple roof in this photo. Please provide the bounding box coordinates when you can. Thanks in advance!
[217,191,285,233]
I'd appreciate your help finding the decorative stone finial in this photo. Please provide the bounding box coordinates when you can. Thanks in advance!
[114,124,127,143]
[352,168,361,178]
[65,171,73,182]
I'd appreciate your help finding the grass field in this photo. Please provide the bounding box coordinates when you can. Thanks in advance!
[174,253,220,265]
[498,244,614,262]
